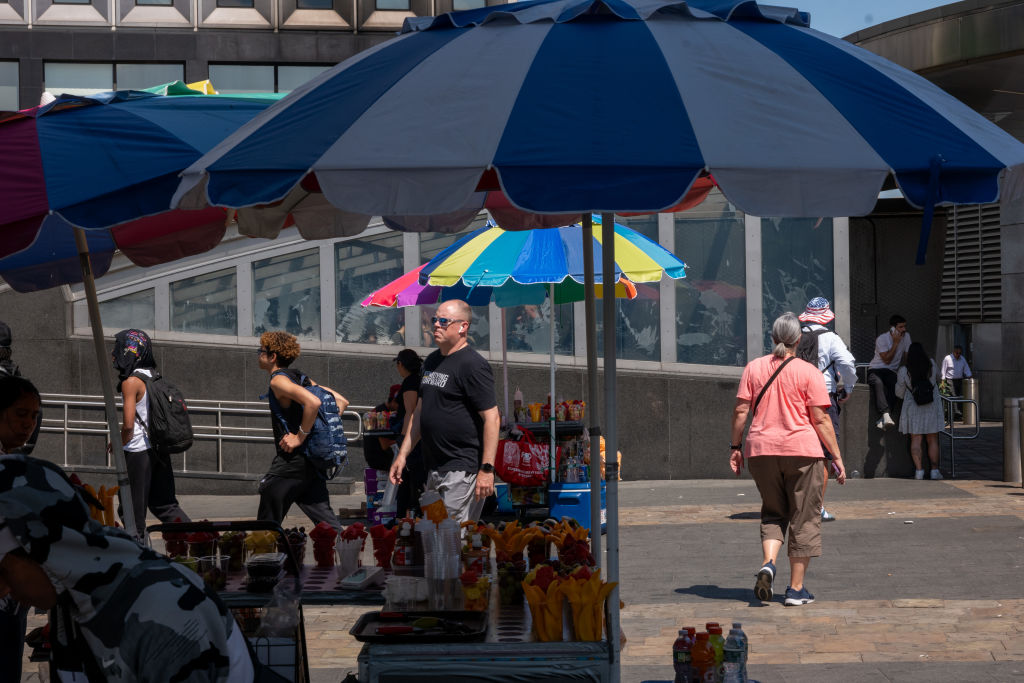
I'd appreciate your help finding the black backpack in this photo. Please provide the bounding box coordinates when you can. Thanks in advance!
[796,327,834,373]
[911,378,934,406]
[133,371,194,454]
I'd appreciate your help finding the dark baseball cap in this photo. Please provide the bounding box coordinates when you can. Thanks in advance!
[0,321,10,347]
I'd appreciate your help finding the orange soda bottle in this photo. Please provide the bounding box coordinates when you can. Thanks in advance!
[691,632,716,683]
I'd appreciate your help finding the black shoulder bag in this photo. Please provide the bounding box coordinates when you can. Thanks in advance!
[752,357,796,416]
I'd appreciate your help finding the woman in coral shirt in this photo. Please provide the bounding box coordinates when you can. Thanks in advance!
[729,312,846,607]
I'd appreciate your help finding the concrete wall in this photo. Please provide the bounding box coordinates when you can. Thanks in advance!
[1000,198,1024,407]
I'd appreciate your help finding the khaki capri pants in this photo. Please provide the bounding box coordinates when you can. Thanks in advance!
[747,456,825,558]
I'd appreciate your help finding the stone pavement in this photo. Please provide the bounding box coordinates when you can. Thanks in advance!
[21,459,1024,682]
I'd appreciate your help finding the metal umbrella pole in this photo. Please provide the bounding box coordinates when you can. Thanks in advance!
[502,307,510,426]
[73,226,138,539]
[549,282,557,483]
[582,215,602,569]
[600,212,620,680]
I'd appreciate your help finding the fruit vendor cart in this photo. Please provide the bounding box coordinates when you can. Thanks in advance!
[353,603,612,682]
[149,520,386,683]
[349,518,615,682]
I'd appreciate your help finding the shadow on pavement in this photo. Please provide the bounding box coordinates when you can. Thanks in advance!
[727,511,760,520]
[674,584,764,606]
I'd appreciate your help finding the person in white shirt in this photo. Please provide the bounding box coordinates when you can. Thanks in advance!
[941,345,972,396]
[941,345,972,421]
[866,315,911,430]
[798,298,857,522]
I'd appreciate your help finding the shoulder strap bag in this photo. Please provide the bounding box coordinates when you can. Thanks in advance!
[752,357,796,416]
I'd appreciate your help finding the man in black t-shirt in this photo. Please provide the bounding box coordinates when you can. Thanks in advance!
[390,300,500,525]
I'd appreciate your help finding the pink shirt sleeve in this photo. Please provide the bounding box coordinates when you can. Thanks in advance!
[737,364,754,401]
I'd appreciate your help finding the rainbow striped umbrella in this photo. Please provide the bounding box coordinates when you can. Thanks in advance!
[361,217,685,438]
[420,218,686,289]
[360,263,639,309]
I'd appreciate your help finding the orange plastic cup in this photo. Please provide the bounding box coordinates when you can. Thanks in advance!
[419,490,449,523]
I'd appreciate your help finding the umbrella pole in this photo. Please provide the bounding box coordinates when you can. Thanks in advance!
[600,212,620,679]
[502,307,510,427]
[582,216,602,570]
[73,226,138,540]
[549,283,556,484]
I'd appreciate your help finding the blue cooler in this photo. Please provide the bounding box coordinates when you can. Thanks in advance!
[549,482,606,532]
[494,483,514,514]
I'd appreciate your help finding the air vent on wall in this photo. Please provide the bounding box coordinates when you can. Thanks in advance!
[940,204,1001,323]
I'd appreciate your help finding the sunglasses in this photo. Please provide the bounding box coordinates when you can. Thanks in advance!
[431,316,465,329]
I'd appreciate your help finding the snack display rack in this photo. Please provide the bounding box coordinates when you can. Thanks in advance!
[505,419,606,530]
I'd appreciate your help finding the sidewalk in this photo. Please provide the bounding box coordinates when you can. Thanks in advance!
[21,463,1024,681]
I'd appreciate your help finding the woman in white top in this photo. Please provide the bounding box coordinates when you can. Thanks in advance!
[112,329,190,536]
[894,342,944,480]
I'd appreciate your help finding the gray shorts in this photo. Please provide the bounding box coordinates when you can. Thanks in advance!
[426,470,486,526]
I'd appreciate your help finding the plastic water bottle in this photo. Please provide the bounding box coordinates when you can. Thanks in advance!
[850,469,861,478]
[723,629,744,683]
[731,622,748,682]
[672,627,696,682]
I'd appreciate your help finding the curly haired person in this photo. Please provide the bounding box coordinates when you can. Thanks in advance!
[256,331,348,532]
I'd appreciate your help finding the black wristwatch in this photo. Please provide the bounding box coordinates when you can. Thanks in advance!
[479,463,495,474]
[729,443,743,450]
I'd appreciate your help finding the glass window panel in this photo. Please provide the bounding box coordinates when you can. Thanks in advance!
[505,300,573,356]
[253,249,320,340]
[216,0,254,7]
[420,228,491,352]
[296,0,333,9]
[336,234,405,345]
[0,62,18,112]
[45,63,113,97]
[134,0,173,6]
[99,290,155,331]
[170,268,238,335]
[674,190,747,366]
[277,65,328,93]
[115,63,184,91]
[761,217,834,353]
[593,216,660,361]
[208,64,274,93]
[375,0,409,9]
[53,0,90,4]
[453,0,485,9]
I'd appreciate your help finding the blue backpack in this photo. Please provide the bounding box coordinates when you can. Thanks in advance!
[269,370,348,480]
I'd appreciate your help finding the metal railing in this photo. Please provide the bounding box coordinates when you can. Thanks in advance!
[855,362,871,384]
[940,394,980,479]
[38,393,369,475]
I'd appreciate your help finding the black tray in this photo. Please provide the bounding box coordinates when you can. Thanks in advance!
[350,610,488,643]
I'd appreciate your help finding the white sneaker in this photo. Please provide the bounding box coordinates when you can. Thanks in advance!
[930,469,943,480]
[882,413,895,429]
[915,469,925,480]
[876,417,885,430]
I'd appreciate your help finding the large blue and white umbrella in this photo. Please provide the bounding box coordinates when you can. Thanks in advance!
[172,2,1024,671]
[175,0,1024,239]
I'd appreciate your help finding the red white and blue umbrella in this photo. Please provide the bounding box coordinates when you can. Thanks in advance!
[177,0,1024,247]
[0,85,281,291]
